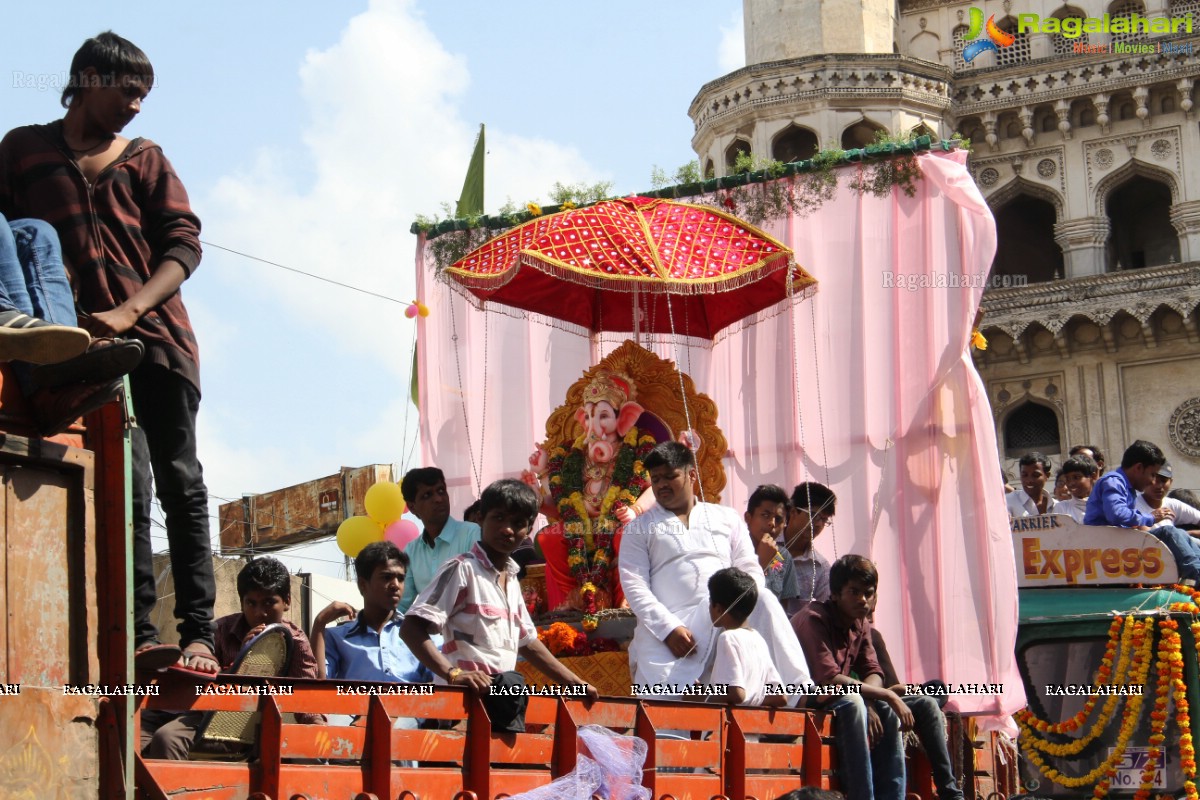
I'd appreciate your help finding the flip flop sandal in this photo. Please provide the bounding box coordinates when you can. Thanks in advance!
[134,642,183,672]
[168,656,220,679]
[189,625,293,760]
[29,337,145,390]
[181,643,221,674]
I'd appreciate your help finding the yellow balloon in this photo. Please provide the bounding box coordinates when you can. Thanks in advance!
[337,515,383,558]
[365,481,407,525]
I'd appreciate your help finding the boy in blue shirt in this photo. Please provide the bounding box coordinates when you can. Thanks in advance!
[398,467,480,613]
[313,541,432,683]
[1084,439,1200,580]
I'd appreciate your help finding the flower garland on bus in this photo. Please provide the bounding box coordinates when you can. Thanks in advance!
[1017,615,1133,756]
[547,426,654,630]
[1016,614,1155,794]
[1131,617,1186,800]
[1018,586,1200,800]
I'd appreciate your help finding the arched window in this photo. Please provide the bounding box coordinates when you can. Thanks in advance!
[1041,114,1057,133]
[1162,96,1176,114]
[724,139,751,174]
[1108,0,1146,47]
[1118,102,1135,120]
[1051,8,1090,54]
[841,119,885,150]
[992,194,1063,283]
[952,25,970,70]
[771,125,819,163]
[1106,176,1180,269]
[1004,402,1062,458]
[1005,121,1023,138]
[1079,106,1096,127]
[703,159,715,180]
[958,119,984,141]
[996,17,1031,66]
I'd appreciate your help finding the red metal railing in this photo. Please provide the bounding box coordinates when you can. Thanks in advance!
[136,675,845,800]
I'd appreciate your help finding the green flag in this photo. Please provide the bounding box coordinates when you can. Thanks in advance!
[456,124,485,217]
[414,125,484,410]
[410,347,419,407]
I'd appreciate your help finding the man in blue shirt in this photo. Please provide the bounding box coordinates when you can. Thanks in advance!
[397,468,480,613]
[1084,440,1200,580]
[312,541,432,682]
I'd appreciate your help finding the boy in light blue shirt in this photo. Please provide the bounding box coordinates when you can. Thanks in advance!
[398,467,480,613]
[313,542,432,682]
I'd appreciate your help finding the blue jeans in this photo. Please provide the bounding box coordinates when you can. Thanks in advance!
[828,694,906,800]
[903,695,964,800]
[0,214,78,393]
[0,214,76,324]
[1147,525,1200,580]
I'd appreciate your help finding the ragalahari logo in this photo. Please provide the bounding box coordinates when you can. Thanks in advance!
[962,8,1016,62]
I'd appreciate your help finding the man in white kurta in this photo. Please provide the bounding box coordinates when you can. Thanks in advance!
[618,442,812,701]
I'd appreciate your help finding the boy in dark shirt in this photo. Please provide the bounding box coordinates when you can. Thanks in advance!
[793,555,913,800]
[0,31,216,671]
[866,593,964,800]
[140,557,322,759]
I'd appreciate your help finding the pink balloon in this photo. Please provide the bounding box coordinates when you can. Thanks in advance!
[385,519,421,550]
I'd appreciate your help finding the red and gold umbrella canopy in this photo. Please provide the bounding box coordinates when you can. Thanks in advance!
[444,196,815,339]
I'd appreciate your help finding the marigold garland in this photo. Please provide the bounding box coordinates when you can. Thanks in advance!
[1017,614,1154,791]
[1017,615,1134,757]
[538,622,578,656]
[1018,586,1200,799]
[536,621,618,658]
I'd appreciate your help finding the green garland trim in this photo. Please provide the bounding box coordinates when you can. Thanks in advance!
[411,135,960,239]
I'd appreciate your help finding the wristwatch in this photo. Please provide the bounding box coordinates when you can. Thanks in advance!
[447,667,463,682]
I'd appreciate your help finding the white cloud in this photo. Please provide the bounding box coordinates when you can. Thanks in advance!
[192,0,608,576]
[717,10,746,74]
[204,0,608,366]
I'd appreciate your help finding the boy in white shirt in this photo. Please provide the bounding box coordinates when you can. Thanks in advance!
[1137,463,1200,530]
[1058,454,1099,523]
[1006,452,1056,517]
[706,567,786,707]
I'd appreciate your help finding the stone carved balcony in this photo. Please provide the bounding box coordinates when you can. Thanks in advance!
[953,43,1200,118]
[688,54,954,136]
[978,262,1200,355]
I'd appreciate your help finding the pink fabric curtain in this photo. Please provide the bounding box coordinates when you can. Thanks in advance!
[416,150,1023,715]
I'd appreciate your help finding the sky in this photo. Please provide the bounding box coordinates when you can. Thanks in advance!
[3,0,746,580]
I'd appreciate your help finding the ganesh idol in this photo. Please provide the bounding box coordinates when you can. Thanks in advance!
[524,369,657,630]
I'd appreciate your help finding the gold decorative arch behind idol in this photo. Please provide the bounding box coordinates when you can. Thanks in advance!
[539,340,726,521]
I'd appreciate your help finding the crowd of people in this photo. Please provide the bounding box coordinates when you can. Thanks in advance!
[132,446,962,800]
[1006,439,1200,579]
[136,438,1200,797]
